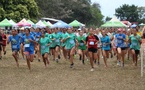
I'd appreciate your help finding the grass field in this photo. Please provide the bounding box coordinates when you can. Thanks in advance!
[0,44,145,90]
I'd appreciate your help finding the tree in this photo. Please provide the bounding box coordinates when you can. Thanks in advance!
[137,7,145,23]
[115,4,139,22]
[105,16,112,22]
[0,0,39,22]
[35,0,103,26]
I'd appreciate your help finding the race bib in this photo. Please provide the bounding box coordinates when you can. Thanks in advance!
[89,41,94,45]
[79,43,84,46]
[132,43,137,46]
[103,43,106,47]
[36,38,39,42]
[117,40,122,43]
[12,45,17,49]
[55,39,59,43]
[24,44,30,48]
[70,40,75,44]
[41,45,46,50]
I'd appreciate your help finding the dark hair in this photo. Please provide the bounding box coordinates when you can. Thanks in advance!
[25,28,30,33]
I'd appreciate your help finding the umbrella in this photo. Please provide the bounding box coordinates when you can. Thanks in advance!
[27,20,35,27]
[101,16,127,28]
[36,20,46,28]
[0,18,13,27]
[69,20,85,27]
[43,21,51,27]
[51,20,71,28]
[9,19,18,27]
[17,18,31,27]
[139,23,145,26]
[47,21,53,27]
[131,24,137,28]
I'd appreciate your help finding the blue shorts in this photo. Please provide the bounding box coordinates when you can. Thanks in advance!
[24,49,34,55]
[12,49,19,52]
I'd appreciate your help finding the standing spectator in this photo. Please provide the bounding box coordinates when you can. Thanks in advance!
[1,30,7,55]
[0,30,3,59]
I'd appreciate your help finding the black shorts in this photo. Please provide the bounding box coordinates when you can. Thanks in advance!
[88,48,97,53]
[42,52,49,57]
[50,45,60,49]
[117,47,126,50]
[130,49,140,55]
[110,44,112,48]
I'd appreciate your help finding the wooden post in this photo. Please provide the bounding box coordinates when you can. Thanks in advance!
[141,39,145,77]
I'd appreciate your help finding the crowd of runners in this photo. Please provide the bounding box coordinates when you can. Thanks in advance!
[0,26,145,71]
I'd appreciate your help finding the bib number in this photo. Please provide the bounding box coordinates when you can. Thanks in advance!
[70,40,75,44]
[41,45,46,50]
[89,41,94,45]
[79,43,84,46]
[132,43,137,46]
[55,39,59,43]
[117,40,122,43]
[12,45,17,49]
[24,44,30,48]
[36,38,39,42]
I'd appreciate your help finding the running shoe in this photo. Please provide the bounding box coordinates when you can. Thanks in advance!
[70,63,74,68]
[4,51,6,55]
[90,68,94,72]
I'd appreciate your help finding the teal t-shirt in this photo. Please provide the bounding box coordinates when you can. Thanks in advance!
[65,33,76,50]
[129,34,141,50]
[39,37,51,55]
[77,36,86,50]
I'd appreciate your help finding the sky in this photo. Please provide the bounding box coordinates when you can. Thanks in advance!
[91,0,145,18]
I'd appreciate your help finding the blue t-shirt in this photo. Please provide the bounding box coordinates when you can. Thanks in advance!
[35,32,41,42]
[22,35,35,51]
[101,36,111,50]
[115,34,126,48]
[8,35,21,50]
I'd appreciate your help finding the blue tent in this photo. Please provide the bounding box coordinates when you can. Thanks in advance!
[51,20,71,28]
[131,24,137,28]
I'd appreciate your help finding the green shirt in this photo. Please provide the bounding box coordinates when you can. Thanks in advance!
[39,37,51,55]
[49,33,61,47]
[129,34,141,50]
[77,36,86,50]
[65,33,76,49]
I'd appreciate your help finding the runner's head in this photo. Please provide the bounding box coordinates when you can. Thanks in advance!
[25,28,30,35]
[41,31,45,38]
[89,28,94,35]
[68,28,72,34]
[79,30,84,36]
[132,28,137,35]
[11,29,17,35]
[118,28,123,34]
[101,30,106,36]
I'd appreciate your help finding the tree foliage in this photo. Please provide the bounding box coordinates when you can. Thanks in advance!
[115,4,139,22]
[115,4,145,23]
[0,0,39,22]
[35,0,103,26]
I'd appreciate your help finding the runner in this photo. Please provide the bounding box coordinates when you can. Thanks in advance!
[76,30,87,64]
[86,28,99,71]
[18,28,25,60]
[129,28,141,66]
[63,28,76,68]
[7,29,21,67]
[95,28,102,65]
[35,28,41,62]
[101,30,111,67]
[39,31,51,67]
[22,28,37,70]
[115,28,127,67]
